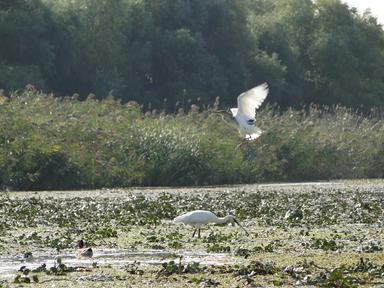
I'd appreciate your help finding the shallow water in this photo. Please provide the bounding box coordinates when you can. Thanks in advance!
[0,248,239,279]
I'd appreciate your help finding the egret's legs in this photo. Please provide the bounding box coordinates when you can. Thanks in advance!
[198,228,201,238]
[192,228,197,238]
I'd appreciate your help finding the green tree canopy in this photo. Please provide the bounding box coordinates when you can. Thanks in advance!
[0,0,383,110]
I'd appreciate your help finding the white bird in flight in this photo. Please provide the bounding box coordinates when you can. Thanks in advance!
[229,83,269,140]
[173,210,249,238]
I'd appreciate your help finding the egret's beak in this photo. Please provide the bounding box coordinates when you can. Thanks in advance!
[233,218,250,236]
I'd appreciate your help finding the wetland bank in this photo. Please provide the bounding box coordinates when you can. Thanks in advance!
[1,181,384,287]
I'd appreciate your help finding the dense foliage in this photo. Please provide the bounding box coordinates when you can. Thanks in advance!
[0,0,383,110]
[1,88,384,190]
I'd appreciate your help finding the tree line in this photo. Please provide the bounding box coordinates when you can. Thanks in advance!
[1,0,383,110]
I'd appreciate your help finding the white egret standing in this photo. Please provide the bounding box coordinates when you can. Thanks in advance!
[173,210,249,238]
[228,83,269,140]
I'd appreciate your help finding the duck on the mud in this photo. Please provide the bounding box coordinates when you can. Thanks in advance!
[76,240,93,258]
[173,210,249,238]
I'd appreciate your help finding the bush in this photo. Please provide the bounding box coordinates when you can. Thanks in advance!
[0,145,81,191]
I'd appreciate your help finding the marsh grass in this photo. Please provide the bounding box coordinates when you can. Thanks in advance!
[1,88,384,190]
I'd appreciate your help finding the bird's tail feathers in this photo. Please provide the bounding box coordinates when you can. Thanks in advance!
[245,127,263,140]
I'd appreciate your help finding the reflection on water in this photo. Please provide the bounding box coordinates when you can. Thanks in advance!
[0,249,238,278]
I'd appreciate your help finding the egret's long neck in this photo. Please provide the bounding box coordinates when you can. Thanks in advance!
[214,216,229,224]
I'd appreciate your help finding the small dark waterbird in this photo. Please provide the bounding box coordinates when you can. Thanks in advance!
[173,210,249,238]
[76,240,93,258]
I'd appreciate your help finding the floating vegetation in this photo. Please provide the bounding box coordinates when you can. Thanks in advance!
[77,273,114,282]
[157,260,204,277]
[0,182,383,287]
[357,239,383,253]
[235,260,278,276]
[311,238,340,251]
[206,244,231,253]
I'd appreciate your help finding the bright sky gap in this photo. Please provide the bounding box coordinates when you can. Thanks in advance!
[342,0,384,24]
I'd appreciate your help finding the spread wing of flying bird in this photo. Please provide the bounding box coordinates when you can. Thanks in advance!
[231,83,269,140]
[237,83,269,119]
